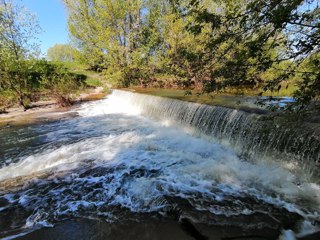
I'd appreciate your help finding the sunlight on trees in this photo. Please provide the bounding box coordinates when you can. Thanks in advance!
[62,0,319,110]
[0,0,319,112]
[0,0,86,110]
[47,44,79,62]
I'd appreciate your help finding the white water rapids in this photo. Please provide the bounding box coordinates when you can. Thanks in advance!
[0,90,319,239]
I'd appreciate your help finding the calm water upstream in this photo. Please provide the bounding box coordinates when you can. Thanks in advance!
[0,90,319,240]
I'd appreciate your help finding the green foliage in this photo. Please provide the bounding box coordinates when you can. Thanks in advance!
[181,0,320,109]
[85,77,103,87]
[0,90,15,112]
[0,0,41,109]
[41,63,86,106]
[47,44,80,62]
[0,0,40,59]
[63,0,319,110]
[64,0,168,85]
[58,62,105,88]
[0,1,87,110]
[0,58,86,109]
[293,53,320,109]
[0,58,46,109]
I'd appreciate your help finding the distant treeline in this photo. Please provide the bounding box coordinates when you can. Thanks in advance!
[63,0,319,110]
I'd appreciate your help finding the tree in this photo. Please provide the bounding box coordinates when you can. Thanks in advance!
[40,62,86,106]
[47,44,78,62]
[0,0,41,109]
[63,0,319,110]
[0,1,88,110]
[63,0,171,86]
[178,0,320,108]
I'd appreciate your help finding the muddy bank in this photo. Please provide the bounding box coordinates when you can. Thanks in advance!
[0,87,107,127]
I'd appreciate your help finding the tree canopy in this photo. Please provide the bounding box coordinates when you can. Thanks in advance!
[181,0,320,109]
[47,44,79,62]
[0,0,86,110]
[1,0,319,111]
[62,0,319,110]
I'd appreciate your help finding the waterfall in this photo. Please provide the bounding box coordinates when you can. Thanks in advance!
[1,89,319,239]
[111,90,320,180]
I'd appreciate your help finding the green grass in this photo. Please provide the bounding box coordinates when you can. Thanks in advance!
[264,84,297,97]
[85,77,103,87]
[60,62,105,88]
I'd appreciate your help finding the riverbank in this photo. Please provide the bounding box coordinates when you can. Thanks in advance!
[0,87,107,127]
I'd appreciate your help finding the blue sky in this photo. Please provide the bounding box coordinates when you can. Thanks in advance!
[20,0,69,55]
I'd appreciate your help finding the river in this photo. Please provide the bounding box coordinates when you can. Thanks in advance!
[0,90,319,239]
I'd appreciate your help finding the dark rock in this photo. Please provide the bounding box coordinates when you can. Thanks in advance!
[179,218,208,240]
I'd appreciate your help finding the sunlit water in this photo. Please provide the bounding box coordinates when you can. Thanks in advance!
[0,91,319,239]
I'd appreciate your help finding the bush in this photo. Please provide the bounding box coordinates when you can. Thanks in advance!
[0,59,87,109]
[41,63,86,106]
[0,90,15,113]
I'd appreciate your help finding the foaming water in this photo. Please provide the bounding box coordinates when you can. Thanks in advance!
[0,91,319,239]
[107,90,320,180]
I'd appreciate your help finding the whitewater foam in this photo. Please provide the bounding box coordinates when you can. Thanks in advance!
[0,90,319,237]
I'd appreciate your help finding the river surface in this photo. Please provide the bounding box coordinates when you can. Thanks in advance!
[0,91,319,239]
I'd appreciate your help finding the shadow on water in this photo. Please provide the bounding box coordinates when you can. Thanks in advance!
[0,104,319,240]
[14,218,287,240]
